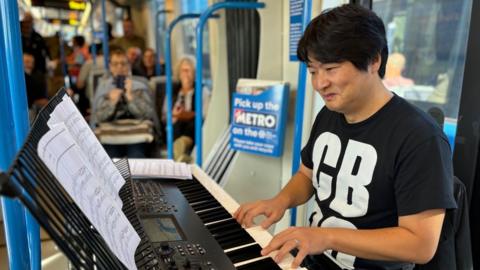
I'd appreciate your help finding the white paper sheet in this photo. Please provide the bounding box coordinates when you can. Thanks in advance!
[128,158,192,179]
[37,123,140,270]
[46,96,125,206]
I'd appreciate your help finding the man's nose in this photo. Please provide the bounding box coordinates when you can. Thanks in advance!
[312,72,330,91]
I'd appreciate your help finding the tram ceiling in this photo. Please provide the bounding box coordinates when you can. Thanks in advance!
[31,0,87,11]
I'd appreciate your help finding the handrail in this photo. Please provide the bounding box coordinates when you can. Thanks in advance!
[155,9,170,76]
[101,0,109,68]
[90,5,97,66]
[290,0,312,226]
[165,13,202,159]
[0,1,39,269]
[194,1,265,166]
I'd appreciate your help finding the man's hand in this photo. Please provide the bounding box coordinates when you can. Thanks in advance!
[108,88,123,104]
[261,227,329,269]
[124,78,133,101]
[233,196,289,229]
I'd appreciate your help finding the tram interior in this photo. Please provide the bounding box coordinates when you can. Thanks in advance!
[0,0,479,269]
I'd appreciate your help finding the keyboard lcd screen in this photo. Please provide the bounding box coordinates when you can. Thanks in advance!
[142,216,185,242]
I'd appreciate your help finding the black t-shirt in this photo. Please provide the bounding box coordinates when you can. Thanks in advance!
[301,94,456,270]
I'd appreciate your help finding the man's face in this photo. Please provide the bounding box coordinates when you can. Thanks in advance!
[143,50,155,68]
[23,54,35,74]
[123,20,134,37]
[308,58,374,115]
[109,54,130,77]
[126,47,140,64]
[21,14,33,36]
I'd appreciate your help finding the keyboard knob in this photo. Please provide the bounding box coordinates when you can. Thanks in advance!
[159,242,173,255]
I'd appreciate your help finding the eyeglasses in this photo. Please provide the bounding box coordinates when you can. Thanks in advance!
[110,61,128,67]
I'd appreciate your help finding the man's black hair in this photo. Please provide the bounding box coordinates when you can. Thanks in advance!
[297,4,388,78]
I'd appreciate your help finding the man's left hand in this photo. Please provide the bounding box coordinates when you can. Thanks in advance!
[261,227,329,269]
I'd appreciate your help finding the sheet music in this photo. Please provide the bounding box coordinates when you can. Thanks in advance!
[38,123,140,270]
[128,158,192,179]
[46,95,125,206]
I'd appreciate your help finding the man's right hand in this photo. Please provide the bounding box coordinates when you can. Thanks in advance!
[108,88,123,104]
[233,196,289,229]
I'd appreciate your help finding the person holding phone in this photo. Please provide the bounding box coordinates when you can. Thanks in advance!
[93,48,155,158]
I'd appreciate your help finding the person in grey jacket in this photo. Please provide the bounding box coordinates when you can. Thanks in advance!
[93,48,154,158]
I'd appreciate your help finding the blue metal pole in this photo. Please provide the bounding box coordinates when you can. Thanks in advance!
[101,0,109,68]
[194,2,265,166]
[165,13,202,159]
[90,11,97,66]
[155,10,169,76]
[290,0,312,226]
[0,1,38,269]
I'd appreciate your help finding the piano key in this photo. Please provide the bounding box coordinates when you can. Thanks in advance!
[225,243,263,264]
[235,256,282,270]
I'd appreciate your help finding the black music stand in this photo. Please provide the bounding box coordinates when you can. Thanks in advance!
[0,89,156,269]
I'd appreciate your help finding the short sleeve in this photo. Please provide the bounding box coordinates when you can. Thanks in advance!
[301,113,323,169]
[394,135,457,216]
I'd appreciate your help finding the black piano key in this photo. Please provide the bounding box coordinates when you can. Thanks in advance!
[206,219,242,234]
[216,231,255,250]
[225,244,263,264]
[191,199,222,212]
[236,257,282,270]
[185,193,216,204]
[197,208,231,223]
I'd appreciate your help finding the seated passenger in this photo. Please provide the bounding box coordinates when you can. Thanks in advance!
[383,52,414,88]
[23,51,48,119]
[167,56,209,162]
[93,49,155,158]
[132,48,163,79]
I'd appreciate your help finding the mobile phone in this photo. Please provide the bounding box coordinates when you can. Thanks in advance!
[114,75,126,90]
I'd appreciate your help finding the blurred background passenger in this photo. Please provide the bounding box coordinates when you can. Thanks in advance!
[20,12,49,76]
[166,56,209,162]
[76,45,105,103]
[133,48,159,79]
[93,49,155,158]
[383,52,414,88]
[23,51,48,120]
[67,35,90,84]
[126,46,142,69]
[110,18,145,52]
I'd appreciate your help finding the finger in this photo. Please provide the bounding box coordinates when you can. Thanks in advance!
[234,204,254,225]
[262,228,296,255]
[260,211,280,229]
[274,239,298,263]
[291,247,308,269]
[244,206,265,228]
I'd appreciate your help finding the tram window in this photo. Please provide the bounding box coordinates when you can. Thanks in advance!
[373,0,473,120]
[177,0,212,90]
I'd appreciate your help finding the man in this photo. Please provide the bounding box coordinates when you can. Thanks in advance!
[234,4,455,270]
[20,12,49,75]
[110,19,146,52]
[93,49,154,158]
[23,51,48,109]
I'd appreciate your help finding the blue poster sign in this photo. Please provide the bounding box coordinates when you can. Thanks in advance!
[230,84,289,157]
[290,0,304,61]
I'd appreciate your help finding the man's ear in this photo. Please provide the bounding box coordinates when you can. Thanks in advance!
[369,54,382,75]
